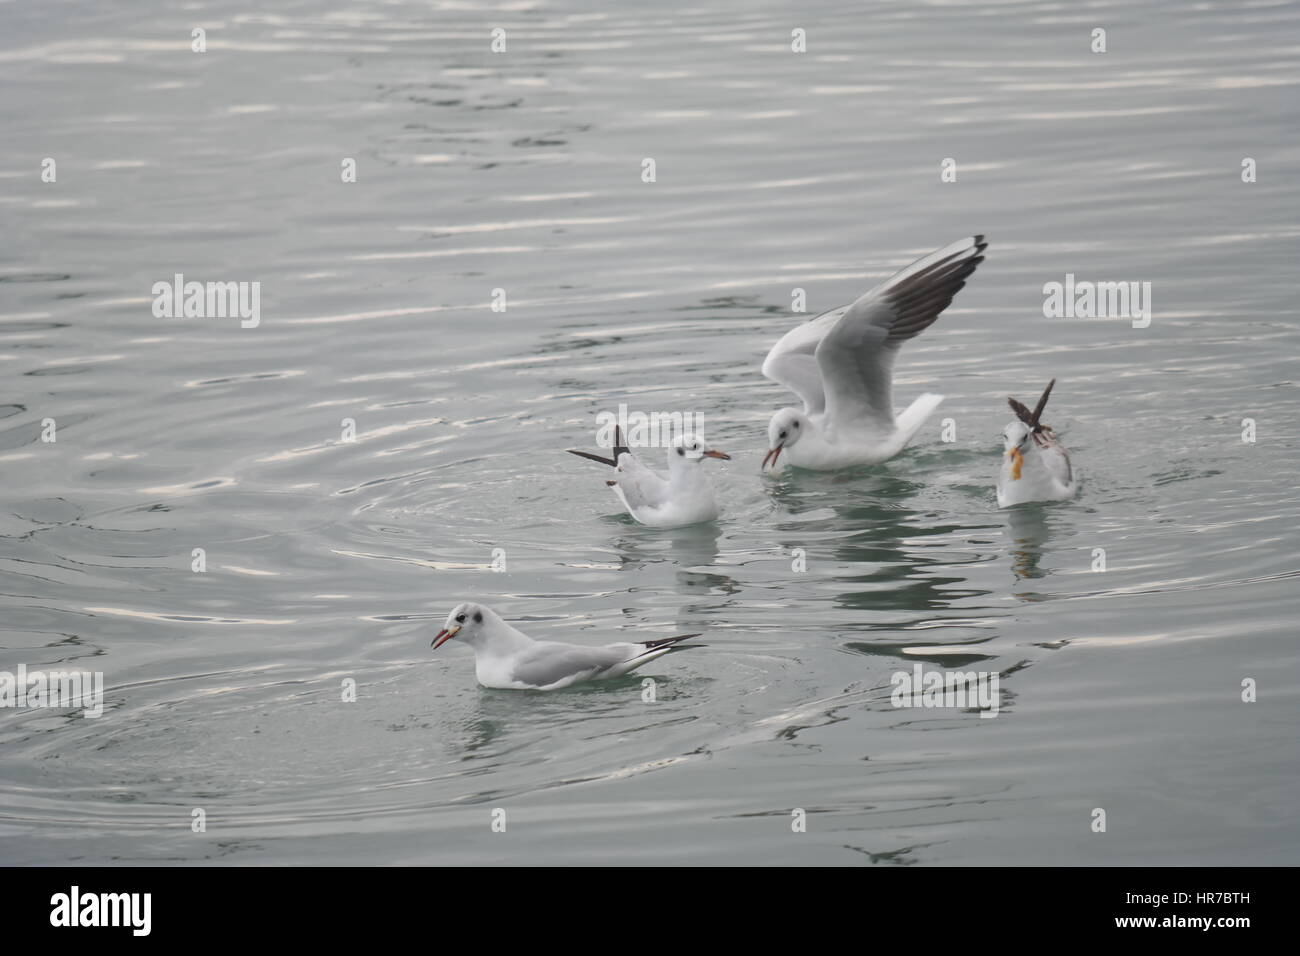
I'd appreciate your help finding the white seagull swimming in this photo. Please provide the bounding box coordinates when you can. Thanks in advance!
[761,235,988,472]
[567,427,730,528]
[996,379,1078,507]
[431,602,698,690]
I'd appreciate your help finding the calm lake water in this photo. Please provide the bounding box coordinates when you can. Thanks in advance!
[2,0,1298,865]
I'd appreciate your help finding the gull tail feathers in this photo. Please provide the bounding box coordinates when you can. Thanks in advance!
[895,392,944,444]
[611,633,701,677]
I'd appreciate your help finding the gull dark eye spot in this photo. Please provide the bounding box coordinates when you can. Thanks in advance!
[793,422,799,429]
[677,448,685,456]
[779,431,787,440]
[456,614,466,623]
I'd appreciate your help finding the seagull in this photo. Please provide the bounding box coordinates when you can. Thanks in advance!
[430,602,699,690]
[567,427,731,528]
[761,235,987,472]
[997,379,1078,507]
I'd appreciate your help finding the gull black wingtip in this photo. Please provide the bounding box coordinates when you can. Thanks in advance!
[1030,378,1056,426]
[637,633,702,656]
[566,424,629,468]
[567,448,617,467]
[1008,378,1057,432]
[1008,396,1033,425]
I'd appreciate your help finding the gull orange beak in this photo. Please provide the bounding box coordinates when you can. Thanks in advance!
[704,449,731,460]
[762,445,783,470]
[1007,447,1024,480]
[431,625,460,649]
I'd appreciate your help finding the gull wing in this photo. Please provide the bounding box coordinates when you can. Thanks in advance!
[1010,379,1056,430]
[609,450,670,513]
[567,425,631,468]
[1036,431,1074,489]
[815,236,986,430]
[760,304,847,415]
[509,641,632,688]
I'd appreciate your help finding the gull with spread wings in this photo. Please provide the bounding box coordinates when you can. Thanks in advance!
[761,236,987,472]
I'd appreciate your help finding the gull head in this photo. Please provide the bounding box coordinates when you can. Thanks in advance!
[432,601,488,649]
[671,433,730,464]
[763,407,805,470]
[1002,420,1033,480]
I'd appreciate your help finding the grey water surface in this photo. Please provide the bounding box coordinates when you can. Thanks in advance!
[1,0,1298,865]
